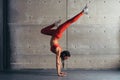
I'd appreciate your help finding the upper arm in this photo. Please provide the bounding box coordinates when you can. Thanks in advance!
[56,47,62,64]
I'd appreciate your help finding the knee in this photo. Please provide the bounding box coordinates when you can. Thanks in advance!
[41,29,45,34]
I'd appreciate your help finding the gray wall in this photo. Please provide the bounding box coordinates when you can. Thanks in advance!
[8,0,120,69]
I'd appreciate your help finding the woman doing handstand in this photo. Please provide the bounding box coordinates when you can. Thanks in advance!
[41,5,88,77]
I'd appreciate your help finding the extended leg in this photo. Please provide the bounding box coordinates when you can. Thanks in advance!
[54,11,84,39]
[54,5,88,39]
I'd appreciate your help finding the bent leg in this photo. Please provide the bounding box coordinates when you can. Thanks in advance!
[55,11,84,38]
[41,23,56,35]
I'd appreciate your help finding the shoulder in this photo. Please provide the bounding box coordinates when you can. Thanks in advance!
[56,47,62,56]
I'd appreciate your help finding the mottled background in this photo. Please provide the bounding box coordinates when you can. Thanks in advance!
[7,0,120,69]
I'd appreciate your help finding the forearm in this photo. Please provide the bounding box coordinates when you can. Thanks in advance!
[56,63,61,75]
[56,62,67,77]
[56,48,65,76]
[56,55,62,75]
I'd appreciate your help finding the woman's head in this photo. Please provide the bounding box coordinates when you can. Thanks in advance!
[60,50,71,60]
[60,50,71,68]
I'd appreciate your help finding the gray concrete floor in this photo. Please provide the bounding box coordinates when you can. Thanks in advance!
[0,69,120,80]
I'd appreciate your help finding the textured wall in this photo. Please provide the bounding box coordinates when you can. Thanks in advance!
[9,0,67,69]
[8,0,120,69]
[67,0,120,69]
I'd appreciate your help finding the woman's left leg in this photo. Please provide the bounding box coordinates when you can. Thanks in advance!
[41,23,56,36]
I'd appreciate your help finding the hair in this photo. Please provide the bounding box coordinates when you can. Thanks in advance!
[60,50,71,68]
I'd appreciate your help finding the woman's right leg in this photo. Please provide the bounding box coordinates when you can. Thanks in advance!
[55,5,88,38]
[54,11,84,38]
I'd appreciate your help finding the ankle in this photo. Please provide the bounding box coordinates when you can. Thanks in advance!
[83,4,88,15]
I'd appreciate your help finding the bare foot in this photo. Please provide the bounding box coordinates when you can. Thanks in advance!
[55,19,61,26]
[82,4,88,15]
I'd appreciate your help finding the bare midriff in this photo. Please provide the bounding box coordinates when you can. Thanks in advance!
[50,36,59,46]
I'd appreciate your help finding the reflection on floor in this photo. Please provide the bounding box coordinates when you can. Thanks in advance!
[0,69,120,80]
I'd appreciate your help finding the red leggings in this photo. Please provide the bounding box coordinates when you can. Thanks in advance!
[41,11,84,39]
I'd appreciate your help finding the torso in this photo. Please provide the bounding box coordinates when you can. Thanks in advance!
[50,37,59,46]
[50,36,62,53]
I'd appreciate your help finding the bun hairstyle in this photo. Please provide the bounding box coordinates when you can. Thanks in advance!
[60,50,71,68]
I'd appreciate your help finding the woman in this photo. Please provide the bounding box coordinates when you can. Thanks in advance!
[41,5,88,77]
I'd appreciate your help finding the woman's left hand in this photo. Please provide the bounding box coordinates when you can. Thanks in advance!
[60,72,67,76]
